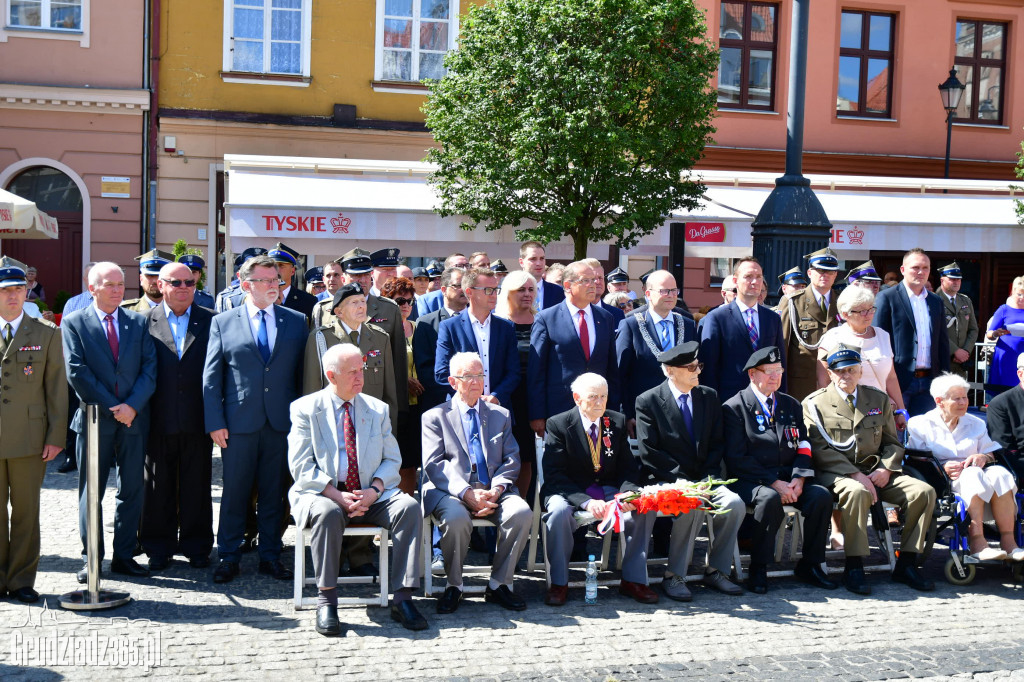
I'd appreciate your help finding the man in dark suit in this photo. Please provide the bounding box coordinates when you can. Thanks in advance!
[62,261,158,582]
[616,270,696,430]
[413,266,467,411]
[204,255,306,583]
[700,257,786,403]
[435,267,520,407]
[519,241,565,311]
[541,373,656,606]
[140,262,215,571]
[528,260,619,436]
[634,341,745,601]
[723,347,836,594]
[986,354,1024,479]
[269,242,318,322]
[628,269,694,321]
[416,253,469,317]
[873,248,950,416]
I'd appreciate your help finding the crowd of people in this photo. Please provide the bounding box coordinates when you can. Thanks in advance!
[2,241,1024,639]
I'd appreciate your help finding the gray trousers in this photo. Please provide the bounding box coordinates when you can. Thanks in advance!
[544,490,653,585]
[637,486,745,577]
[432,492,532,588]
[307,492,421,592]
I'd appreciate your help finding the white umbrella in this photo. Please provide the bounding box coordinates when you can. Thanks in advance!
[0,187,59,239]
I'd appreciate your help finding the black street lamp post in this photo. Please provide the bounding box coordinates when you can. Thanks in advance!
[938,68,966,180]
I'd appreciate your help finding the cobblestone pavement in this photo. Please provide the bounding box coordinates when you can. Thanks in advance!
[2,454,1023,681]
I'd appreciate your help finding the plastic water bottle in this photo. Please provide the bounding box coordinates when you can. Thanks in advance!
[585,554,598,604]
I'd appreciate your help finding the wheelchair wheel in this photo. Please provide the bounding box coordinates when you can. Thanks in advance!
[944,557,976,585]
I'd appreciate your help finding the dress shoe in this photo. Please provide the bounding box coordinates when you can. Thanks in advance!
[390,600,428,631]
[618,580,659,604]
[213,560,240,584]
[258,560,293,581]
[315,604,342,637]
[545,584,569,606]
[189,555,211,569]
[746,565,768,594]
[110,557,150,578]
[891,563,935,591]
[484,584,527,611]
[702,570,743,595]
[661,574,692,602]
[843,567,871,595]
[148,555,171,571]
[56,455,77,473]
[12,587,39,603]
[794,561,839,590]
[348,562,377,577]
[436,586,462,614]
[75,563,92,584]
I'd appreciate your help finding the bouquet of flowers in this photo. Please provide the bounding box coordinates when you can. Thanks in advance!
[591,478,736,535]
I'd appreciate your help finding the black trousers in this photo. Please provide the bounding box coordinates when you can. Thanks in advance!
[731,478,833,566]
[140,432,214,560]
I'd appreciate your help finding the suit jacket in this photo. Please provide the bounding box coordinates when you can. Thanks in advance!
[723,386,811,485]
[435,312,520,407]
[420,399,521,515]
[193,289,215,310]
[802,383,903,487]
[287,389,401,526]
[415,288,444,318]
[538,279,566,310]
[528,302,619,421]
[281,286,318,322]
[986,385,1024,475]
[615,310,697,418]
[202,303,306,434]
[699,301,786,402]
[777,288,841,400]
[413,307,454,410]
[0,314,67,458]
[940,291,979,358]
[144,303,213,436]
[873,282,950,389]
[540,408,639,509]
[635,382,724,483]
[62,307,157,436]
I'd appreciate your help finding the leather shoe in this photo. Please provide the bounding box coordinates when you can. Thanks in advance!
[661,574,692,601]
[148,555,171,571]
[746,565,768,595]
[436,586,462,614]
[257,560,293,581]
[240,537,257,554]
[545,584,569,606]
[794,561,839,590]
[843,567,871,595]
[189,555,211,569]
[703,570,743,595]
[315,604,342,637]
[485,584,527,611]
[618,580,659,604]
[213,560,240,584]
[12,587,39,603]
[390,600,428,631]
[56,454,77,473]
[891,563,935,592]
[110,557,150,578]
[75,563,92,584]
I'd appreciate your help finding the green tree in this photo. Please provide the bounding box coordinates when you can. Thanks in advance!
[424,0,719,260]
[1015,140,1024,225]
[172,238,207,289]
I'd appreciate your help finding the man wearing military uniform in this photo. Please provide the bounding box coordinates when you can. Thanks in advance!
[937,262,979,379]
[122,249,174,313]
[777,247,842,400]
[774,267,808,307]
[0,257,67,602]
[304,266,325,297]
[845,260,882,295]
[803,345,936,595]
[178,253,215,310]
[269,242,318,322]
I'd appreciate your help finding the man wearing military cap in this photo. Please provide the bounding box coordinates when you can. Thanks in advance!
[777,267,808,299]
[178,254,215,309]
[304,266,326,297]
[426,260,443,291]
[411,267,431,297]
[369,248,401,297]
[605,267,635,299]
[123,249,175,312]
[216,247,268,312]
[846,260,882,295]
[778,247,842,400]
[269,242,317,321]
[0,256,67,602]
[723,346,835,594]
[937,262,978,379]
[489,259,509,286]
[802,345,936,595]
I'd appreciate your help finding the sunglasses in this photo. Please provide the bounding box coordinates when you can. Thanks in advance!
[393,297,414,306]
[161,278,197,288]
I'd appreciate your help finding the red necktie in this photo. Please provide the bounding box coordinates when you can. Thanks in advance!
[343,401,360,492]
[105,314,120,397]
[578,309,590,362]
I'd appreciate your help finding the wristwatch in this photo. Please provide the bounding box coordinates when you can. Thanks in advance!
[370,484,383,496]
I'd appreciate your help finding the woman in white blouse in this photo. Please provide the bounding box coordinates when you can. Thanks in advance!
[906,373,1024,561]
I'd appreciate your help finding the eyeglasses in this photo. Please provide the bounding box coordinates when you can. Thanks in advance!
[755,367,785,377]
[161,278,197,288]
[680,361,704,373]
[721,288,737,294]
[453,373,485,382]
[245,278,278,285]
[616,302,632,309]
[571,278,603,285]
[651,288,679,296]
[445,284,464,291]
[468,286,500,295]
[392,297,414,306]
[847,307,876,317]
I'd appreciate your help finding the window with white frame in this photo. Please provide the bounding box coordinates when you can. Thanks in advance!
[224,0,310,77]
[8,0,82,30]
[376,0,458,83]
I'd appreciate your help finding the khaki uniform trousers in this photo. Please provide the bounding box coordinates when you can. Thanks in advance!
[831,472,936,557]
[0,455,47,590]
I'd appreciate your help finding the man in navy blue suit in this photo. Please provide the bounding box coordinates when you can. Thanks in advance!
[204,255,307,583]
[413,266,467,411]
[416,253,469,317]
[435,268,520,407]
[699,257,786,403]
[873,248,950,416]
[62,261,158,582]
[519,241,565,312]
[528,260,619,436]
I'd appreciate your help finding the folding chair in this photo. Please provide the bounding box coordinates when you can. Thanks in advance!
[293,523,389,610]
[422,515,495,596]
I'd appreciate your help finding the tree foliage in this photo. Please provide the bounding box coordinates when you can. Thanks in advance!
[423,0,719,260]
[1015,139,1024,225]
[172,238,206,289]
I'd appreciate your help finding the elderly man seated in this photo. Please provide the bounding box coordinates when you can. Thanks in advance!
[541,372,656,606]
[421,351,532,614]
[907,372,1024,561]
[287,344,426,637]
[803,345,936,595]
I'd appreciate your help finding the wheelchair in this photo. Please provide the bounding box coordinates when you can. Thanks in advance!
[903,448,1024,585]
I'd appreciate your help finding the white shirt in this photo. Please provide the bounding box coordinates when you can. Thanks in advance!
[468,310,492,396]
[244,299,277,351]
[906,408,1000,465]
[92,304,121,342]
[647,307,675,348]
[0,311,25,341]
[903,281,932,369]
[736,299,759,337]
[565,300,596,355]
[749,383,775,417]
[280,285,291,303]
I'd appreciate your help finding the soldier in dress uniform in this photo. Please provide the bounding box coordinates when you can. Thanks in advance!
[845,260,882,295]
[122,249,174,312]
[937,262,979,379]
[178,253,215,309]
[369,248,401,297]
[304,266,325,297]
[773,267,809,312]
[490,259,509,286]
[802,345,936,595]
[777,247,842,400]
[269,242,318,321]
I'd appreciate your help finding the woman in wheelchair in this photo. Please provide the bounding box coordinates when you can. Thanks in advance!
[906,373,1024,562]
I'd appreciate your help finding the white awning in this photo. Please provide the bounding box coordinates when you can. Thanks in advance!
[0,187,59,240]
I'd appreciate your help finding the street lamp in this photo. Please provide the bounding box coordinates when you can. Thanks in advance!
[938,68,966,180]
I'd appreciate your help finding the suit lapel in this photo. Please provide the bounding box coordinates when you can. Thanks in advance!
[446,401,470,458]
[182,310,201,356]
[461,313,480,353]
[268,305,287,362]
[895,283,914,326]
[116,310,133,364]
[557,304,587,364]
[354,394,371,477]
[149,304,178,355]
[660,384,692,444]
[729,303,755,350]
[315,393,339,481]
[232,305,262,359]
[83,308,117,365]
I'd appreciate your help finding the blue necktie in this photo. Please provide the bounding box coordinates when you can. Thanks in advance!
[466,407,490,487]
[745,308,759,348]
[256,310,271,362]
[658,319,672,351]
[678,393,695,442]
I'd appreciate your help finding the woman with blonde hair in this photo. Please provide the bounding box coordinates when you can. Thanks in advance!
[985,276,1024,387]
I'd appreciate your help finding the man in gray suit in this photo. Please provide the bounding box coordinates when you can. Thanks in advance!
[62,261,157,582]
[288,344,426,635]
[421,352,532,613]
